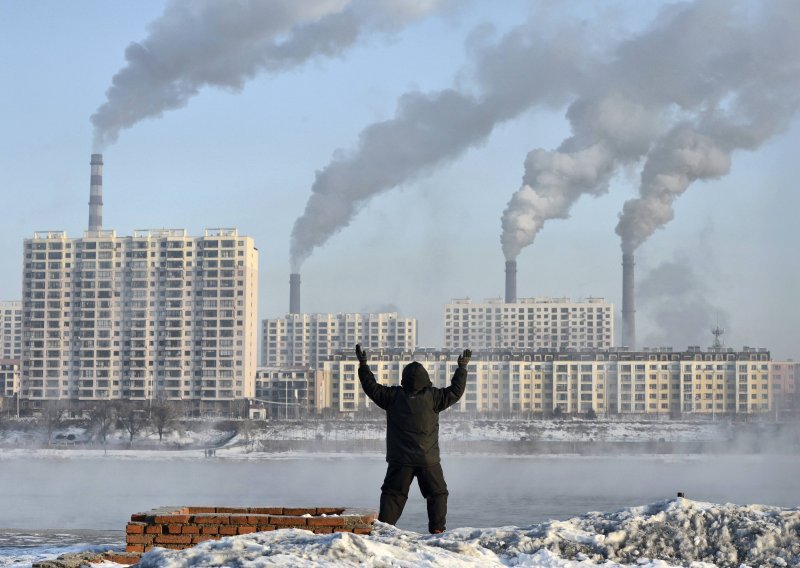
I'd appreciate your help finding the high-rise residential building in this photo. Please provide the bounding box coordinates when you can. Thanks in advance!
[320,346,772,416]
[261,312,417,369]
[443,297,613,350]
[0,359,20,401]
[770,360,799,417]
[253,367,326,417]
[0,301,22,360]
[20,229,258,412]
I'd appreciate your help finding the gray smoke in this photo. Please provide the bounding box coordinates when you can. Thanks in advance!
[91,0,451,149]
[638,254,729,348]
[290,16,594,269]
[504,0,800,260]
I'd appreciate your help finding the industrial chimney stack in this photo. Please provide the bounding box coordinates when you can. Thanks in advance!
[505,260,517,303]
[289,273,301,314]
[622,252,636,348]
[88,153,104,231]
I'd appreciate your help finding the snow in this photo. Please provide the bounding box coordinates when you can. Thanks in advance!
[92,499,799,568]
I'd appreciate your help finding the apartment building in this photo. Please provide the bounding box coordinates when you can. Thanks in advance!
[0,301,22,360]
[770,361,799,416]
[253,367,326,417]
[262,312,416,369]
[320,347,772,416]
[20,229,258,412]
[444,297,613,350]
[0,359,19,401]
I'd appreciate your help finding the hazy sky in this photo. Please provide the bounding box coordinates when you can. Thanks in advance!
[1,1,798,358]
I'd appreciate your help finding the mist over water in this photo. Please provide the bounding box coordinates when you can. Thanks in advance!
[1,455,798,534]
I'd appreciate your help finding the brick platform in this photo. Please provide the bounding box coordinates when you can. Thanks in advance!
[121,506,377,557]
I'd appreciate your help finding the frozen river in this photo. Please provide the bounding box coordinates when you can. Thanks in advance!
[1,453,799,533]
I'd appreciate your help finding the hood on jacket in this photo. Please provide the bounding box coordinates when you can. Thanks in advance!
[401,361,431,392]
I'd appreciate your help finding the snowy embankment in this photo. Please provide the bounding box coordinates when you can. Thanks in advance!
[112,499,799,568]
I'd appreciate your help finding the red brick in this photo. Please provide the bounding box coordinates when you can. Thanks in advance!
[334,528,353,533]
[358,513,378,524]
[283,507,314,516]
[249,507,283,515]
[155,534,193,545]
[103,552,141,565]
[166,524,184,534]
[126,523,145,534]
[315,508,345,515]
[126,534,155,545]
[160,544,186,550]
[182,525,200,534]
[193,535,216,544]
[256,525,276,532]
[238,526,257,535]
[201,525,220,535]
[307,517,347,527]
[130,514,148,522]
[312,527,334,534]
[353,527,372,535]
[216,507,247,514]
[192,515,230,525]
[154,514,191,524]
[268,516,307,526]
[219,525,239,535]
[126,545,144,553]
[229,515,254,525]
[186,507,216,514]
[145,525,163,535]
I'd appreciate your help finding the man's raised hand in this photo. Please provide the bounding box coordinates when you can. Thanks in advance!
[457,349,472,368]
[356,343,368,365]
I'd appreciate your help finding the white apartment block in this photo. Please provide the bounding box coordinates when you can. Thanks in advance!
[0,301,22,360]
[1,359,19,400]
[253,367,326,417]
[320,347,772,416]
[262,312,417,369]
[21,229,258,410]
[444,297,613,351]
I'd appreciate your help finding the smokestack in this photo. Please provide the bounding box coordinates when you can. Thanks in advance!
[622,252,635,348]
[505,260,517,303]
[289,273,301,314]
[88,153,104,231]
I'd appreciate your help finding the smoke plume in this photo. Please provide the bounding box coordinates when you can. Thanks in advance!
[504,0,800,260]
[638,254,729,348]
[290,17,595,269]
[91,0,451,149]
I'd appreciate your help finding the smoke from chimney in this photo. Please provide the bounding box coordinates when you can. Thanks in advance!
[289,273,301,314]
[88,153,103,231]
[90,1,452,149]
[622,252,635,348]
[505,260,517,303]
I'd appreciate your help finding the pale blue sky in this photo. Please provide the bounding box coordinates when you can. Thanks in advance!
[1,1,797,358]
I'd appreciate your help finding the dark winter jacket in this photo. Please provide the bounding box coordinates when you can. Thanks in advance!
[358,360,467,465]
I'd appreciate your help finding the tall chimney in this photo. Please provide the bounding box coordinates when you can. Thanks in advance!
[622,252,636,348]
[505,260,517,303]
[88,153,104,231]
[289,273,301,314]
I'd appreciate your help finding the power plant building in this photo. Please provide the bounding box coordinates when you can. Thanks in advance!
[0,301,22,360]
[444,297,613,351]
[262,312,417,370]
[320,347,772,416]
[20,228,258,412]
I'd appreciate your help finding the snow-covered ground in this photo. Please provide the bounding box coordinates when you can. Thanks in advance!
[93,498,799,568]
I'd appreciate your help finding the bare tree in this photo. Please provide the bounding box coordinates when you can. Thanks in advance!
[90,401,118,449]
[40,400,67,446]
[150,397,179,443]
[117,401,146,447]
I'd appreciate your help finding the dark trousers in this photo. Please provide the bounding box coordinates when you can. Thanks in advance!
[379,462,449,533]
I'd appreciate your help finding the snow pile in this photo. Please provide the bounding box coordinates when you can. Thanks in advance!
[124,499,800,567]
